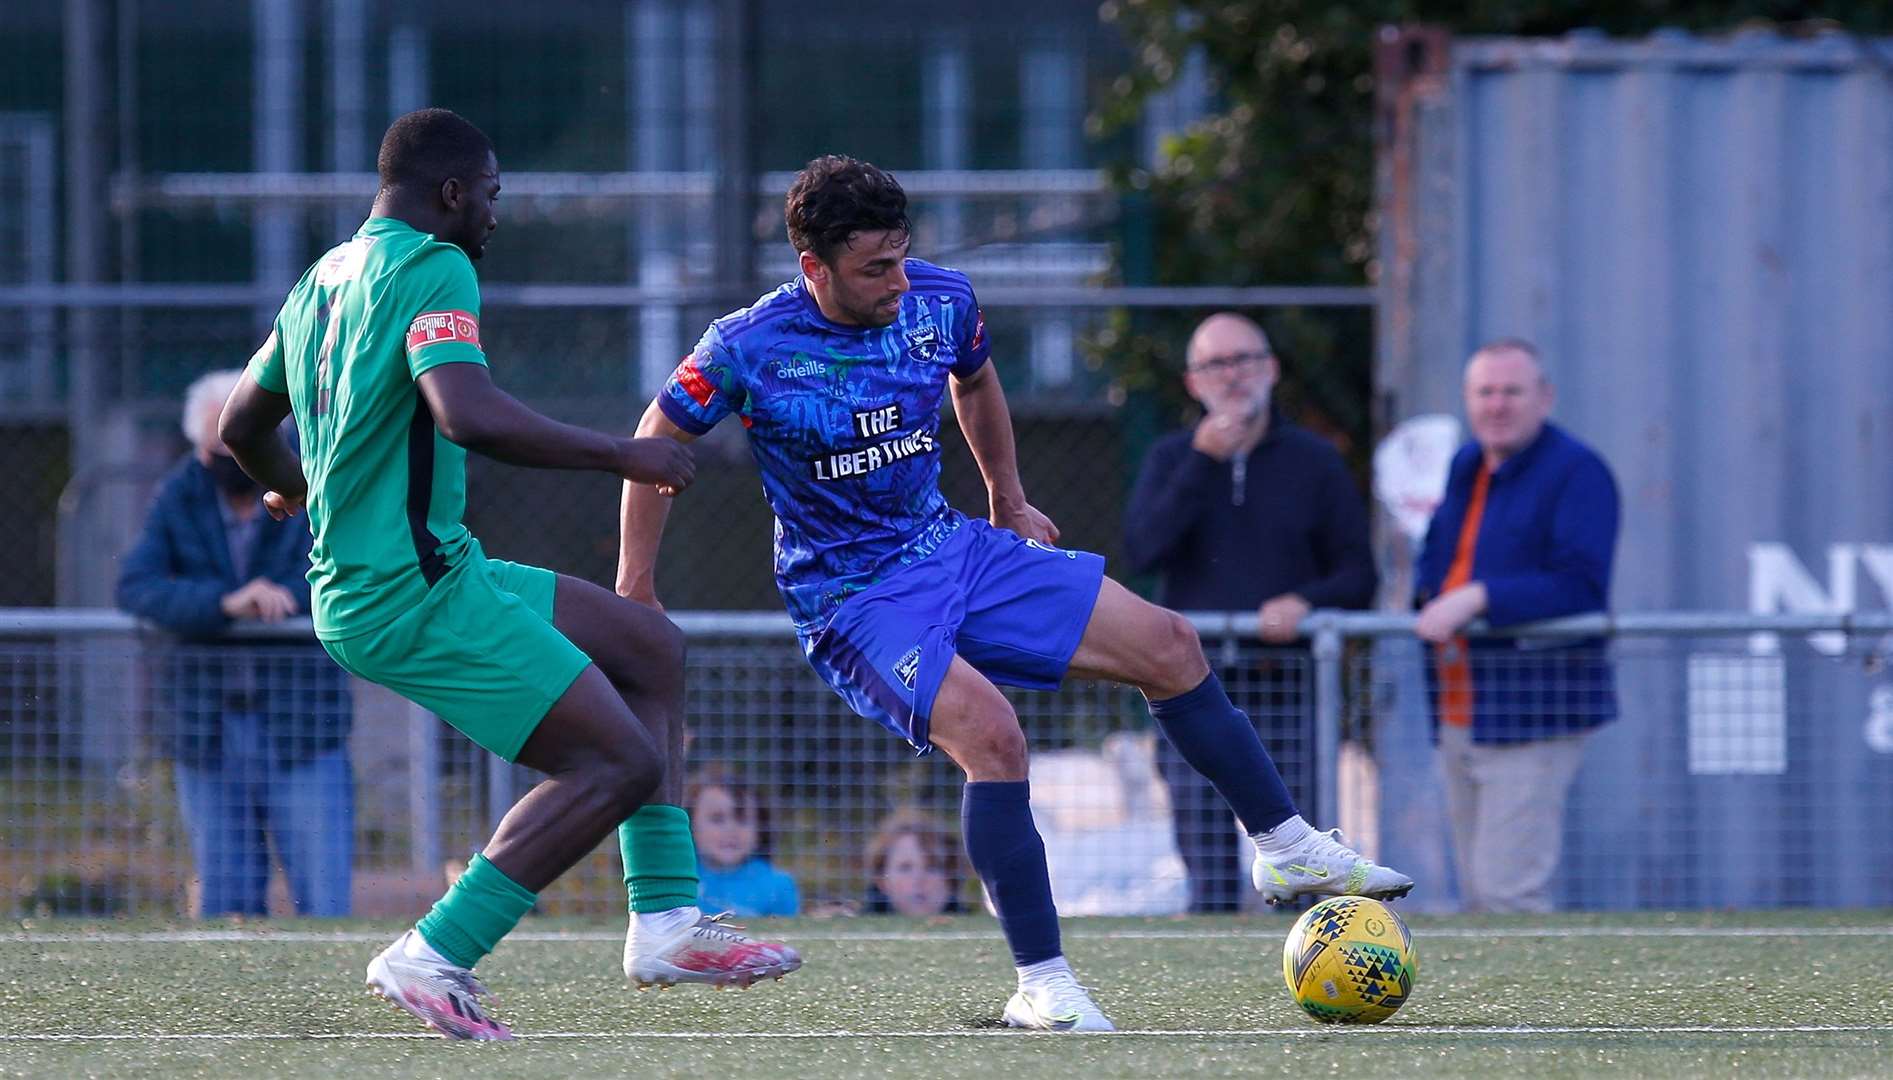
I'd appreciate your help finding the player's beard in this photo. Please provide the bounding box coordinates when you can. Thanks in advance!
[855,294,902,327]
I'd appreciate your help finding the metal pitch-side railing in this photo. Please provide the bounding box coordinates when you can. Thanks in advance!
[2,609,1888,917]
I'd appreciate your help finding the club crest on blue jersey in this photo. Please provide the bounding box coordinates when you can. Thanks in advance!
[905,321,941,363]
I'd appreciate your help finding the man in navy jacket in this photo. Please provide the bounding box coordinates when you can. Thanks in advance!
[1413,339,1618,913]
[116,370,353,917]
[1125,313,1378,912]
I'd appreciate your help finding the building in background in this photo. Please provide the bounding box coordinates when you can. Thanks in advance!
[0,0,1216,609]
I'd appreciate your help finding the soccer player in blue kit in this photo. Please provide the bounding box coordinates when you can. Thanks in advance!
[617,156,1413,1032]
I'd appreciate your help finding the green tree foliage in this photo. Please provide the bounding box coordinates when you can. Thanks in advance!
[1090,1,1893,455]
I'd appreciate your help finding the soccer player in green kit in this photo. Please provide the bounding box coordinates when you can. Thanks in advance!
[218,109,800,1041]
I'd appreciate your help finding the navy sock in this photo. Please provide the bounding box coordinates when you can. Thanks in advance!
[961,781,1061,968]
[1147,671,1297,834]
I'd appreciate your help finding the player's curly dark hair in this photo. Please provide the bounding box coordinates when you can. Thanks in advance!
[377,108,494,193]
[784,155,911,265]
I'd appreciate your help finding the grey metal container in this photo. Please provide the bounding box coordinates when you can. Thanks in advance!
[1374,28,1893,909]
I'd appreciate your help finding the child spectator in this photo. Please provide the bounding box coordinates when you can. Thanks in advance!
[864,809,965,916]
[686,763,800,917]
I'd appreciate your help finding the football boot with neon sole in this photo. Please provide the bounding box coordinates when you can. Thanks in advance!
[1253,826,1415,906]
[1002,971,1115,1032]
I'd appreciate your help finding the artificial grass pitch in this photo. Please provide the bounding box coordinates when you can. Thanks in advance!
[2,911,1890,1079]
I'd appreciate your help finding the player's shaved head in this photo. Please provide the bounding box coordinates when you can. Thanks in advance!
[377,108,494,194]
[371,108,501,260]
[785,156,912,265]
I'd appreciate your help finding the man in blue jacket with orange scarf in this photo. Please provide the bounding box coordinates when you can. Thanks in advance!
[1414,338,1619,913]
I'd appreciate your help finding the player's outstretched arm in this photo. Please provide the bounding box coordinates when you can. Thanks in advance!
[949,360,1058,544]
[219,371,308,519]
[416,363,693,491]
[616,399,698,609]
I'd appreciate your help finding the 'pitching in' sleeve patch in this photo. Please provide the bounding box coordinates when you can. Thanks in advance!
[406,310,482,354]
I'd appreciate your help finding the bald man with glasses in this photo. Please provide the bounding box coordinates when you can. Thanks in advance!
[1124,313,1378,913]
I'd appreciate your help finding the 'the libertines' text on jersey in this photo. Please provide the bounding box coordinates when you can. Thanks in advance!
[657,259,991,636]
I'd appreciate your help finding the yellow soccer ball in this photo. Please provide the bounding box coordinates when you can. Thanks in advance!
[1281,896,1418,1024]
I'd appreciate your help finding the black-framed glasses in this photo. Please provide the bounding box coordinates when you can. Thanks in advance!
[1187,351,1271,374]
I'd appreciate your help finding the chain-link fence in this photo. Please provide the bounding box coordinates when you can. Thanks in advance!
[2,611,1287,920]
[7,609,1891,920]
[1341,613,1893,913]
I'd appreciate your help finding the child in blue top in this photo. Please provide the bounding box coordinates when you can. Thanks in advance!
[687,764,800,918]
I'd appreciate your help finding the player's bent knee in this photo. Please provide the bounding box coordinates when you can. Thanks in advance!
[936,707,1028,779]
[624,612,687,694]
[1158,609,1203,658]
[1161,610,1210,682]
[1125,609,1208,698]
[613,753,664,813]
[985,717,1029,772]
[591,739,663,817]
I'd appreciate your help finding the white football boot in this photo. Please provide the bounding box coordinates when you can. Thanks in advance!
[1002,968,1115,1033]
[365,930,513,1041]
[1252,820,1415,907]
[623,907,803,990]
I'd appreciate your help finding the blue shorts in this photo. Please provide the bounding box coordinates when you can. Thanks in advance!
[803,518,1106,754]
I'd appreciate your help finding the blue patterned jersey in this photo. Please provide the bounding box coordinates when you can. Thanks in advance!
[657,259,991,635]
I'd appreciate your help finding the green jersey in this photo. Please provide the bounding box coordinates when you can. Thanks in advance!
[247,217,489,639]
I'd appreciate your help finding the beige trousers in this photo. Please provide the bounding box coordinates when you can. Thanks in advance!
[1436,723,1593,913]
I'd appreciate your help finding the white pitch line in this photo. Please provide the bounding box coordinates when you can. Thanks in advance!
[1,1024,1888,1042]
[5,925,1891,945]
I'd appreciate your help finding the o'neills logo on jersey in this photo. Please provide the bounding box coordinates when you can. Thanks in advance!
[776,357,827,379]
[406,310,480,352]
[810,427,936,481]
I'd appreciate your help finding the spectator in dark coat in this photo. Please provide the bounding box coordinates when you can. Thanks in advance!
[1124,313,1377,912]
[117,370,354,917]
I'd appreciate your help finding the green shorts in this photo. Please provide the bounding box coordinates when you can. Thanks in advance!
[321,555,591,761]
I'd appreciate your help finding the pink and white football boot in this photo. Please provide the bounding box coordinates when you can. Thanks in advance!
[623,907,803,990]
[366,930,514,1041]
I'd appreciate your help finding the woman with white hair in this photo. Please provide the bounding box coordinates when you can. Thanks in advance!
[115,370,354,917]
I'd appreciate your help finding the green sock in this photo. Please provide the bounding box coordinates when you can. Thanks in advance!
[414,853,537,970]
[619,804,700,913]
